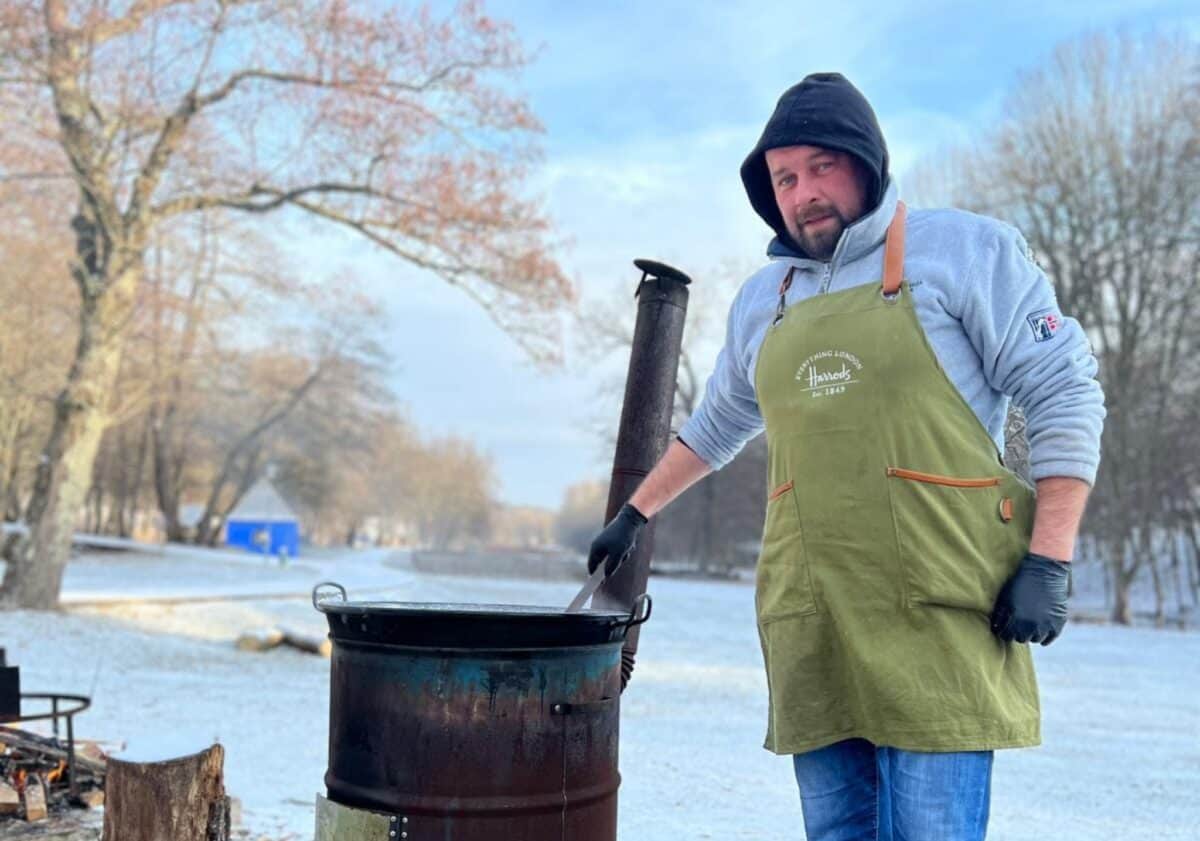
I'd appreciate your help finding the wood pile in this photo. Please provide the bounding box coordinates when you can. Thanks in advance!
[0,725,107,832]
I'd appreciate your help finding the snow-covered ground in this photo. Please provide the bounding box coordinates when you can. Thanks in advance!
[1,546,1197,840]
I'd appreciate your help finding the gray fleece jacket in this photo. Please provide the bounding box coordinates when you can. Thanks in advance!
[677,179,1106,484]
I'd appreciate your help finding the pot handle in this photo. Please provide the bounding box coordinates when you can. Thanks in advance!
[550,696,619,716]
[621,593,653,632]
[312,581,347,613]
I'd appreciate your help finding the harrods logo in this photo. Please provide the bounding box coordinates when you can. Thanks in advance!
[795,350,864,399]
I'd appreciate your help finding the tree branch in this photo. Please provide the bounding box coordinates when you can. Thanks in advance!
[83,0,194,46]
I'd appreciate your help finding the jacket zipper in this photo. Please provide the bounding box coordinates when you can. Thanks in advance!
[885,467,1000,488]
[818,229,848,294]
[818,262,832,295]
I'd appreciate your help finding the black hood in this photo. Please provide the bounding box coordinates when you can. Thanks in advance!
[740,73,889,253]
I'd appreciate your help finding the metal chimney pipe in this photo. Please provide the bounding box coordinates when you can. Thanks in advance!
[595,259,691,689]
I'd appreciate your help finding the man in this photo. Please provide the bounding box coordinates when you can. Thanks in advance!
[588,73,1105,840]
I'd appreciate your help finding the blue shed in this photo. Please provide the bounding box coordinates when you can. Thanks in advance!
[225,479,300,558]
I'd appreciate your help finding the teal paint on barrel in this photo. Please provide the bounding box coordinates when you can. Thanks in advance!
[314,591,651,841]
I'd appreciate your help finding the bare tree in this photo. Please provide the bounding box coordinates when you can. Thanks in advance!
[402,435,496,550]
[920,29,1200,623]
[268,386,402,548]
[0,1,569,608]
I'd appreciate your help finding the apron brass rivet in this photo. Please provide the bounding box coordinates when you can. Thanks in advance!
[999,498,1014,522]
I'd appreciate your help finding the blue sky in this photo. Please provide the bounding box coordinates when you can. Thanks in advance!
[307,1,1199,510]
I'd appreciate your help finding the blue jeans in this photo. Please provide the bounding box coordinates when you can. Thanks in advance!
[792,738,993,841]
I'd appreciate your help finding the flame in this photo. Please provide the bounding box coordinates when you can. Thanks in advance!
[7,760,66,793]
[45,760,67,785]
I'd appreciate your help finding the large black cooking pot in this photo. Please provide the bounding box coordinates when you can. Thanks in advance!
[313,582,651,841]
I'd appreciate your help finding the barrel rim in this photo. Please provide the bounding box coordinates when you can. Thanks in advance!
[318,600,631,621]
[331,637,626,655]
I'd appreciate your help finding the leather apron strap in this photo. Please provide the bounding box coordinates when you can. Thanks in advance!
[882,201,907,296]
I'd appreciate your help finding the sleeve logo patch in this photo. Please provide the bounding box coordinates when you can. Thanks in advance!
[1027,308,1061,342]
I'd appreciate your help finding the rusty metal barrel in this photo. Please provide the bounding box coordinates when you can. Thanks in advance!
[314,584,650,840]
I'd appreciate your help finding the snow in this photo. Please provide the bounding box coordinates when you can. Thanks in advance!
[1,545,1197,840]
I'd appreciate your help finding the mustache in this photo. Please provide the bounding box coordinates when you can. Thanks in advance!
[796,206,840,225]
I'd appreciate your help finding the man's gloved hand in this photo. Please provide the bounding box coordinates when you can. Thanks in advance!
[990,552,1071,645]
[587,503,648,576]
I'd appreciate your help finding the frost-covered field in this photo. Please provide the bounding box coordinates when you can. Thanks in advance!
[1,547,1197,840]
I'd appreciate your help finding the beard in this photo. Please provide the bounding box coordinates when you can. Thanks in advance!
[788,205,848,261]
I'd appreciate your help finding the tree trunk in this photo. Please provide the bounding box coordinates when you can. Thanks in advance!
[0,265,141,610]
[1,401,111,609]
[1109,537,1135,625]
[102,744,228,841]
[84,482,99,534]
[0,410,30,525]
[104,425,128,537]
[195,444,265,547]
[1110,573,1133,625]
[1101,538,1112,607]
[1170,528,1188,619]
[1149,554,1165,627]
[1145,529,1165,627]
[1186,519,1200,607]
[121,416,153,539]
[3,446,22,521]
[93,482,105,534]
[151,405,192,543]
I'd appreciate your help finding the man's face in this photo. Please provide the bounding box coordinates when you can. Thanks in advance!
[765,145,869,260]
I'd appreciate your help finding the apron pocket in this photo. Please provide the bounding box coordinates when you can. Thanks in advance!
[756,480,818,623]
[885,466,1029,612]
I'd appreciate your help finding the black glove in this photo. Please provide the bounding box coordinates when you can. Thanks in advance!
[587,503,648,576]
[990,552,1071,646]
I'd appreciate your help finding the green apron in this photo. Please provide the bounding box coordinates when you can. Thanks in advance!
[753,202,1040,755]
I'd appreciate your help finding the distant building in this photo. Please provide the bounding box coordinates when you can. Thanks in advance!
[225,479,300,558]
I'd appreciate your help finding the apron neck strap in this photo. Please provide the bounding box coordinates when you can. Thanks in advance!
[773,267,795,325]
[882,201,907,296]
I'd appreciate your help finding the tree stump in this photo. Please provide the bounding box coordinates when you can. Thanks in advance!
[101,744,229,841]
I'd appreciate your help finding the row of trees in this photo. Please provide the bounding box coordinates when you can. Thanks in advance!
[0,1,570,609]
[911,29,1200,624]
[0,180,503,558]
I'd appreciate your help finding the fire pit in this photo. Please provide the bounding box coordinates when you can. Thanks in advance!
[0,692,105,825]
[312,583,650,840]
